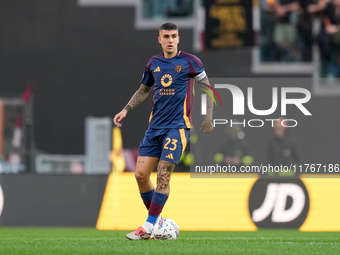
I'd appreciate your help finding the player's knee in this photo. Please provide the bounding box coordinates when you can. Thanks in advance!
[135,171,149,183]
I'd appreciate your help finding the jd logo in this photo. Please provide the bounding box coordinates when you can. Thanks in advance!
[248,178,309,228]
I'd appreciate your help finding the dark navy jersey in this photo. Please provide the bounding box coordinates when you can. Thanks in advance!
[141,50,206,129]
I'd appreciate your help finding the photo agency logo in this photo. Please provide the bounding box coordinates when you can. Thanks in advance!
[200,83,312,127]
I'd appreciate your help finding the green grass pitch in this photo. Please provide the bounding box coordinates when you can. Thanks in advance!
[0,228,339,255]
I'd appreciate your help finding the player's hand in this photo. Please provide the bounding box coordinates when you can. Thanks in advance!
[307,5,316,13]
[113,109,127,127]
[275,6,286,17]
[326,24,338,34]
[200,120,213,134]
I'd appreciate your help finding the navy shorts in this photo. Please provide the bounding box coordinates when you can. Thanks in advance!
[138,128,190,164]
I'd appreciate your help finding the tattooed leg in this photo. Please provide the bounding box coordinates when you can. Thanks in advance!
[156,160,176,196]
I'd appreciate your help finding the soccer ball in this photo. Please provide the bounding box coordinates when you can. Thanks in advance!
[152,218,179,240]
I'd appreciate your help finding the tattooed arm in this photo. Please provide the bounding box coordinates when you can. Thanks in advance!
[156,160,176,196]
[197,76,214,134]
[113,84,152,127]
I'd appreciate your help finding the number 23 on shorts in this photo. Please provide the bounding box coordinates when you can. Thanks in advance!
[163,138,178,151]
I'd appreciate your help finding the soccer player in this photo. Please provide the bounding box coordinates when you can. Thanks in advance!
[113,22,214,240]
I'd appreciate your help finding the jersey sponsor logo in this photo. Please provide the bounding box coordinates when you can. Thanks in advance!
[161,74,173,87]
[175,65,183,73]
[165,153,174,160]
[159,88,175,95]
[154,66,161,72]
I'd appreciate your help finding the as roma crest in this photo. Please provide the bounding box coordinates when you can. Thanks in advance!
[175,65,183,73]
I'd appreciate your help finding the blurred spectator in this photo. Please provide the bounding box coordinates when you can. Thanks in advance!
[259,0,315,62]
[273,0,301,61]
[267,118,300,176]
[260,0,277,61]
[167,0,193,17]
[214,124,253,168]
[142,0,193,19]
[295,0,316,61]
[316,0,340,77]
[123,148,139,172]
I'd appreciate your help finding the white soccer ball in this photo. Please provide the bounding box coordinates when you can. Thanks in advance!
[153,218,179,240]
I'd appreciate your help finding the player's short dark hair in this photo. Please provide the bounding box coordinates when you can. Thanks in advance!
[159,22,178,31]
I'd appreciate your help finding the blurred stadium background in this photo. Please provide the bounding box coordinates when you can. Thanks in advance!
[1,0,340,233]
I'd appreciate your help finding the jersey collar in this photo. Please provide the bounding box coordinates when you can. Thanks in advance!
[162,50,181,59]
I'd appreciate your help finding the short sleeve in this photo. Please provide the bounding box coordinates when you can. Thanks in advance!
[188,54,206,80]
[140,62,154,87]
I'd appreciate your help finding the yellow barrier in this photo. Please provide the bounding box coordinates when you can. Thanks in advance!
[96,173,340,231]
[97,172,257,231]
[300,178,340,231]
[110,127,125,173]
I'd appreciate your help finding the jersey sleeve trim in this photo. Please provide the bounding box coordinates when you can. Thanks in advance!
[142,54,162,87]
[180,51,203,68]
[146,54,162,65]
